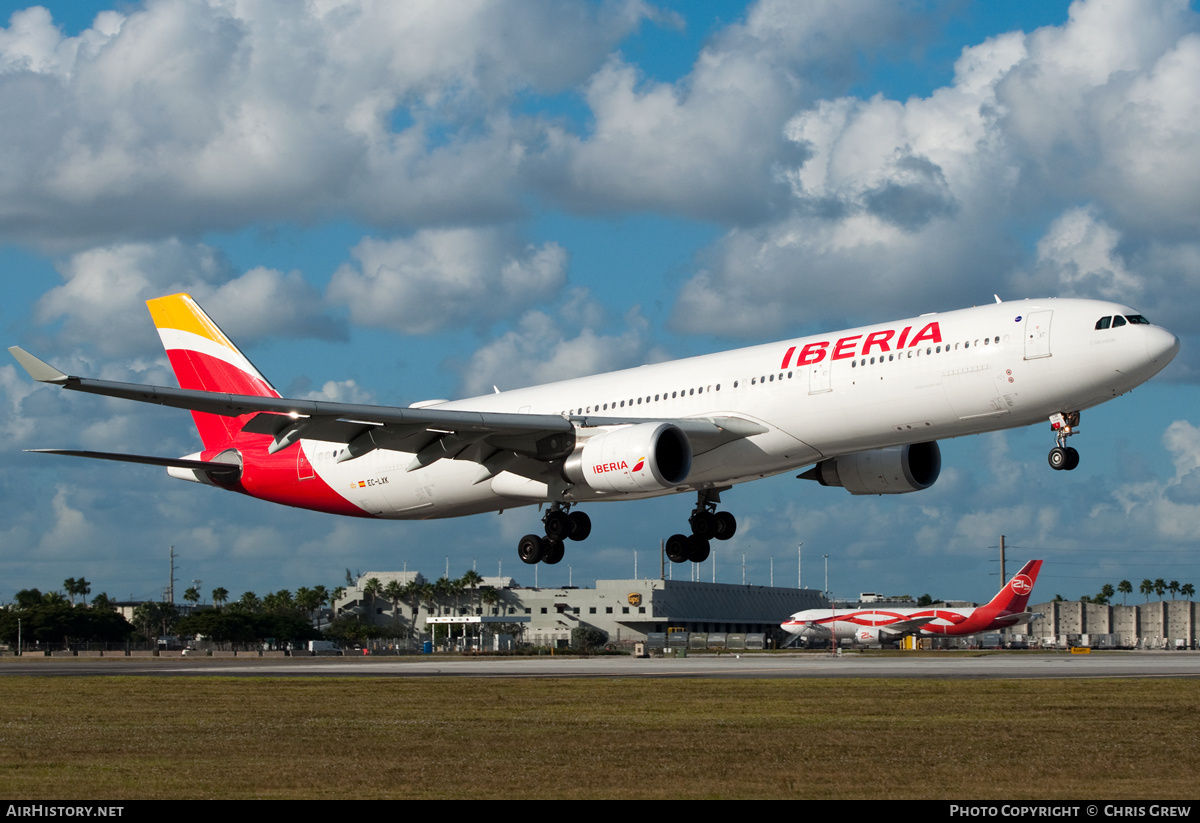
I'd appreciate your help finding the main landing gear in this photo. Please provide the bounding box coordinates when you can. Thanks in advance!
[1048,411,1081,471]
[517,504,591,565]
[664,490,737,564]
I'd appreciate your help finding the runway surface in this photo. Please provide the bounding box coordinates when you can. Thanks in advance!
[2,651,1199,678]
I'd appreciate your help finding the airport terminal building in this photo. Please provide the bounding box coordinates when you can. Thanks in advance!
[335,572,827,650]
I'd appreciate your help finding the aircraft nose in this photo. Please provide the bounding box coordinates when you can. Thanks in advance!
[1148,325,1181,366]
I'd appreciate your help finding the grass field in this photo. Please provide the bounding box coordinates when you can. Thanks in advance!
[0,676,1194,799]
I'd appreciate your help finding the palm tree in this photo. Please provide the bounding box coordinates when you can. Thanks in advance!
[1182,583,1195,601]
[237,591,262,613]
[63,577,90,607]
[263,589,295,613]
[447,577,466,615]
[362,578,383,625]
[433,577,452,615]
[460,569,484,614]
[480,585,500,616]
[383,580,406,639]
[311,585,329,629]
[1169,581,1180,600]
[1154,579,1167,599]
[183,587,201,609]
[211,587,229,610]
[1117,580,1132,606]
[1099,583,1115,605]
[1140,579,1154,603]
[400,580,424,649]
[295,587,322,625]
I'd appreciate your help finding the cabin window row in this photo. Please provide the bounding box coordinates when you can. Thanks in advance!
[565,384,722,415]
[849,336,1001,367]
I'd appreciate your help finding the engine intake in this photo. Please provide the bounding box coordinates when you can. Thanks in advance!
[800,442,940,495]
[564,423,692,493]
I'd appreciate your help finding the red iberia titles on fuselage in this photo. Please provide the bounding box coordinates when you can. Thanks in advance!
[779,322,943,369]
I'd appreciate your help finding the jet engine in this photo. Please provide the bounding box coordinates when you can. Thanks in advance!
[799,441,940,495]
[855,627,885,644]
[563,423,692,493]
[167,448,243,487]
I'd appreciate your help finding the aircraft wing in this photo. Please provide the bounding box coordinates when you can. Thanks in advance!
[10,347,765,471]
[880,616,937,636]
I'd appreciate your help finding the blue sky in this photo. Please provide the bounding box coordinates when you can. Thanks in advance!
[2,0,1200,607]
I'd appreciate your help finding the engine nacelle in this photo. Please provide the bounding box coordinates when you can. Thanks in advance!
[167,448,243,487]
[853,625,901,644]
[855,626,885,644]
[564,423,692,493]
[803,441,940,495]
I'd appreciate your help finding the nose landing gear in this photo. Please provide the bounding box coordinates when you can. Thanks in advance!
[1048,411,1080,471]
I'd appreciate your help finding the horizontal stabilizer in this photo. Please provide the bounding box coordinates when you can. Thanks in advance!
[27,449,241,480]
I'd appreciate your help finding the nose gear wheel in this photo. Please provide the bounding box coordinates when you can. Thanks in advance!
[1048,411,1081,471]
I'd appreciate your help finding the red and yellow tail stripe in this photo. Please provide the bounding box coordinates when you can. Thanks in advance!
[147,293,280,448]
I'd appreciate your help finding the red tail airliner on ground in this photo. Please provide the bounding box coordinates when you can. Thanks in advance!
[781,560,1044,643]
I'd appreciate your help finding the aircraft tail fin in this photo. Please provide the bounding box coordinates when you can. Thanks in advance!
[147,293,280,449]
[983,559,1043,615]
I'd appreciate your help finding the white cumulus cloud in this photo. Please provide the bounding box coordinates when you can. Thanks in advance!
[328,227,568,334]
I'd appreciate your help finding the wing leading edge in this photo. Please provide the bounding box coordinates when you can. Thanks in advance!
[8,346,764,475]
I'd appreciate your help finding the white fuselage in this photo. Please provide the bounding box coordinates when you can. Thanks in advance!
[295,298,1178,518]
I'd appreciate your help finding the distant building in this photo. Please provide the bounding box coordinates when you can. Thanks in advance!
[334,571,826,649]
[1019,599,1199,649]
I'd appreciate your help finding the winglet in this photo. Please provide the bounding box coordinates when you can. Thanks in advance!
[8,346,69,384]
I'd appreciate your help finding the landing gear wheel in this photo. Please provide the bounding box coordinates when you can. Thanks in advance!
[543,510,570,541]
[567,511,591,541]
[714,511,737,541]
[518,534,545,564]
[1048,447,1067,471]
[543,539,565,565]
[687,536,711,563]
[688,489,735,546]
[1048,411,1082,473]
[1063,446,1079,471]
[689,511,719,540]
[665,534,691,564]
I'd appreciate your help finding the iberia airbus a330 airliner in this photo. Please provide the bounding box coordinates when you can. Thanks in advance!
[9,294,1178,567]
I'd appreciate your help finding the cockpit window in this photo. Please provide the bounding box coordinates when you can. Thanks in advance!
[1125,314,1150,325]
[1096,316,1112,330]
[1112,315,1127,327]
